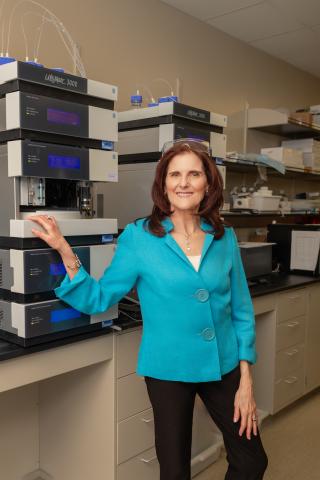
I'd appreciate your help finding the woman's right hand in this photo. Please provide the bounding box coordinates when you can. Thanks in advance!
[27,215,68,252]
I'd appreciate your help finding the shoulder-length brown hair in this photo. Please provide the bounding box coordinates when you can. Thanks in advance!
[143,141,225,239]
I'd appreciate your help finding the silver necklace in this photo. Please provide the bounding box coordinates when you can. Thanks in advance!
[176,227,198,252]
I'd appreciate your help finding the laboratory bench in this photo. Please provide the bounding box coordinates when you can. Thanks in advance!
[0,273,319,480]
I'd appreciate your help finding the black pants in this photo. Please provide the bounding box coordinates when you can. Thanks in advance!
[144,365,268,480]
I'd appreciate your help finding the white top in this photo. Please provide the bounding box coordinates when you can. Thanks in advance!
[187,254,201,271]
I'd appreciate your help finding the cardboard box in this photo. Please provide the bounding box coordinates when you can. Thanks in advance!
[261,147,304,169]
[281,138,320,153]
[290,112,313,124]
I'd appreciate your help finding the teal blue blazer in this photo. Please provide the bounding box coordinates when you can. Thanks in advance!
[54,217,257,382]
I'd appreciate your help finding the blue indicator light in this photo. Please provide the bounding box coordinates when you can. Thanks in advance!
[47,108,80,126]
[49,262,66,276]
[101,141,114,150]
[51,308,81,323]
[48,154,81,169]
[102,234,113,243]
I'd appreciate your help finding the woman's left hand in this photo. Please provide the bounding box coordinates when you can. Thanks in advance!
[233,363,258,440]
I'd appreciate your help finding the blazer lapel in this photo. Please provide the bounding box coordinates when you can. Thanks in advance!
[164,234,194,268]
[199,219,215,266]
[161,217,193,269]
[161,216,215,270]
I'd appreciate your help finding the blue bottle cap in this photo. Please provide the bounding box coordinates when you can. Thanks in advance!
[25,61,44,67]
[0,56,15,65]
[131,94,143,104]
[158,95,178,103]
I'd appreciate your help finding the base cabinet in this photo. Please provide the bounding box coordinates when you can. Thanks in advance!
[305,284,320,393]
[253,285,320,415]
[1,282,319,479]
[115,328,223,480]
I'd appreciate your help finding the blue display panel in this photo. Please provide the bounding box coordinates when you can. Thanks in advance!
[48,154,81,170]
[51,308,81,323]
[49,262,66,276]
[47,108,80,126]
[21,140,89,180]
[24,247,90,294]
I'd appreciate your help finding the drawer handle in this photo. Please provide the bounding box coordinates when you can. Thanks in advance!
[287,321,299,328]
[285,376,298,384]
[141,417,154,424]
[140,455,157,464]
[288,296,301,301]
[285,349,299,356]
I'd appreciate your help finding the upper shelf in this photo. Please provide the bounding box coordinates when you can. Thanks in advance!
[223,158,320,180]
[247,108,320,138]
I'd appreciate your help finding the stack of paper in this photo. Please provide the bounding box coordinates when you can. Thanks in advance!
[290,230,320,272]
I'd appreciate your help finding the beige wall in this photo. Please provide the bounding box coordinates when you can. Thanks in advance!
[3,0,320,115]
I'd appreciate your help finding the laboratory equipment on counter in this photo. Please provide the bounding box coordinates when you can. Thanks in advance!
[0,61,117,101]
[239,242,274,279]
[0,243,115,303]
[231,186,281,213]
[7,140,118,182]
[251,187,281,212]
[0,61,118,149]
[0,139,118,244]
[0,297,117,347]
[0,61,119,345]
[230,187,253,211]
[118,102,227,162]
[0,91,117,146]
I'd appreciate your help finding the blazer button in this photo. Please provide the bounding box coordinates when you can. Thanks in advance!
[201,328,215,341]
[195,289,209,302]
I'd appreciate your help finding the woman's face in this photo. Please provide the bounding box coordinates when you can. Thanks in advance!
[165,151,208,214]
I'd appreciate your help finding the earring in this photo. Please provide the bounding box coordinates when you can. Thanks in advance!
[205,188,209,195]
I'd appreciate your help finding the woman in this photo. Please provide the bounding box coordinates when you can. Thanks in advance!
[29,139,268,480]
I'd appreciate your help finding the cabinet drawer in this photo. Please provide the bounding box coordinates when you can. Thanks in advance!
[275,344,304,380]
[274,367,304,412]
[117,373,151,421]
[253,294,276,316]
[277,289,306,324]
[117,408,154,464]
[276,315,305,352]
[117,447,159,480]
[116,329,142,378]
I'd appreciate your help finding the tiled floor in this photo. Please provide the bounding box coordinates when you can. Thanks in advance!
[195,389,320,480]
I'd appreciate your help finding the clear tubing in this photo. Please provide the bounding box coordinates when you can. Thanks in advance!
[21,11,52,62]
[152,77,175,96]
[135,83,155,104]
[34,13,52,60]
[20,11,36,61]
[6,0,86,76]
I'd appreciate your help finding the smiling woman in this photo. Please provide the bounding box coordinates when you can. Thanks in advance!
[29,138,268,480]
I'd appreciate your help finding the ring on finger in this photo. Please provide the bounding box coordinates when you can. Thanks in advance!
[46,215,53,220]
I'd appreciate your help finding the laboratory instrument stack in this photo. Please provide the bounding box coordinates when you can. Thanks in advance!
[101,102,228,228]
[0,61,119,346]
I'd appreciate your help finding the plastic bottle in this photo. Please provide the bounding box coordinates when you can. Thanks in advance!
[130,90,143,108]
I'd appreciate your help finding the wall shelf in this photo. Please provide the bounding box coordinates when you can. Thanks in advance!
[247,108,320,139]
[224,159,320,181]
